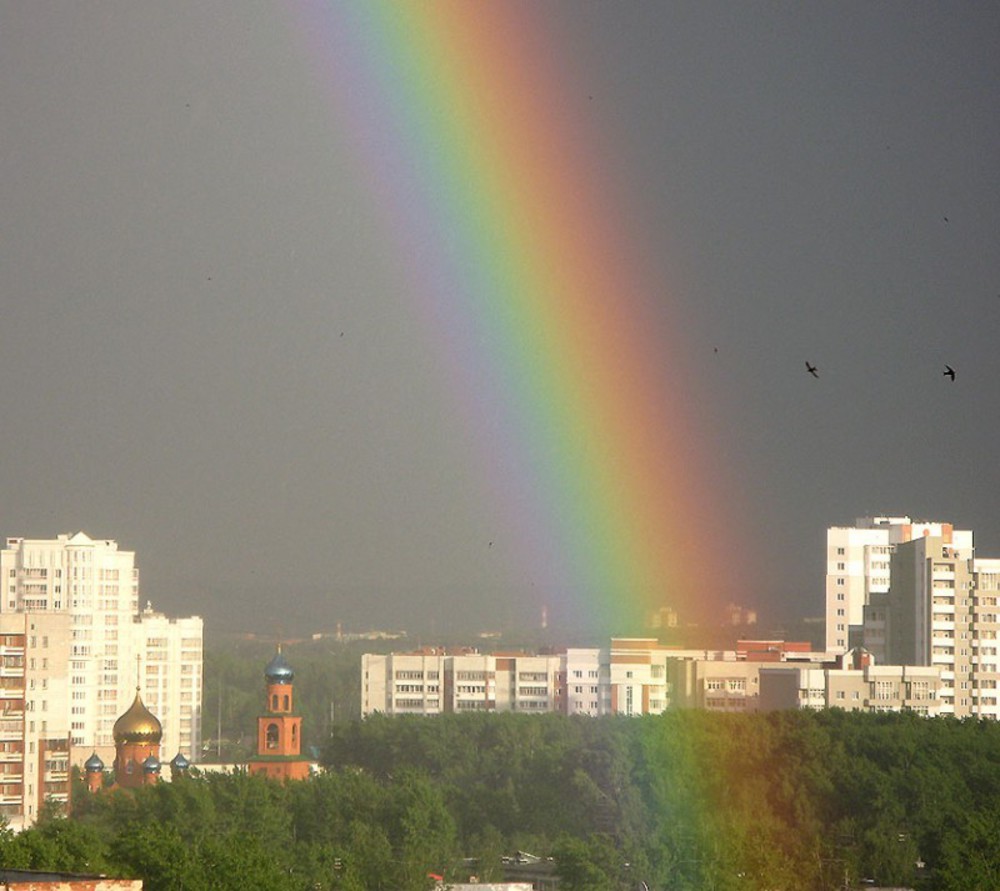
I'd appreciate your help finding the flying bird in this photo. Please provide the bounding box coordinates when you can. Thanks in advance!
[805,361,819,378]
[944,364,956,381]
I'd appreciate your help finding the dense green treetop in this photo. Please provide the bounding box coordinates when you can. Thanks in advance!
[3,709,999,889]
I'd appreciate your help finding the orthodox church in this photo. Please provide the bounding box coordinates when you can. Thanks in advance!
[84,648,310,791]
[84,688,189,792]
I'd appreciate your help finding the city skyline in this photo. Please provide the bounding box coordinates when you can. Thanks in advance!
[2,3,998,637]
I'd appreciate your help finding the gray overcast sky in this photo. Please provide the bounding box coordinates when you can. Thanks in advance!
[2,2,998,638]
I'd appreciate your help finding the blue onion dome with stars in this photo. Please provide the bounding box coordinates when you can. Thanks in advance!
[264,649,294,684]
[142,754,161,774]
[170,752,190,772]
[84,752,104,772]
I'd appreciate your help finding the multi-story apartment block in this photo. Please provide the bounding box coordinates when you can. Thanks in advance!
[563,648,608,716]
[363,637,950,723]
[825,517,972,652]
[136,607,203,764]
[362,640,670,718]
[448,652,499,713]
[665,641,826,712]
[865,534,1000,719]
[759,651,943,716]
[0,533,203,783]
[0,613,72,829]
[607,639,669,715]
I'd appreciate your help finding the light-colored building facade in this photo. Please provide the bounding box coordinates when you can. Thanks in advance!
[365,642,752,718]
[0,533,203,781]
[363,638,951,723]
[759,652,943,716]
[607,638,669,715]
[563,648,608,716]
[136,607,203,765]
[825,517,972,652]
[0,613,72,830]
[866,535,1000,719]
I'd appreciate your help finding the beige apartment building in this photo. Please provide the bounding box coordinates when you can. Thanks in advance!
[825,517,972,652]
[864,535,1000,719]
[759,651,943,715]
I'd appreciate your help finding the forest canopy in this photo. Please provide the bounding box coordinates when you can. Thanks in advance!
[2,709,998,890]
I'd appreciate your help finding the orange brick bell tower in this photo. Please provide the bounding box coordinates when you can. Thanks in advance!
[248,647,311,781]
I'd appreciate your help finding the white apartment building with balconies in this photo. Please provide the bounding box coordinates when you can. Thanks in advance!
[362,639,680,718]
[825,517,972,652]
[867,534,1000,719]
[0,533,202,770]
[0,612,72,829]
[135,606,203,764]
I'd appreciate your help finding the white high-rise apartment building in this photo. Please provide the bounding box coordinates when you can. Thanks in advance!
[135,606,203,764]
[825,517,972,652]
[870,535,1000,719]
[0,533,202,770]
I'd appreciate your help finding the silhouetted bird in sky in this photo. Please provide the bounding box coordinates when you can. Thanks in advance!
[944,364,956,381]
[806,361,819,378]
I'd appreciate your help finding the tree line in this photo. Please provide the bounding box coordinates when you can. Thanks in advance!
[1,708,999,889]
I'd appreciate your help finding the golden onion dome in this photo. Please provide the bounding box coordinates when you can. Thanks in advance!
[113,688,163,744]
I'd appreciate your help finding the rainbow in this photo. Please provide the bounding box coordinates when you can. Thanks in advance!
[296,3,741,632]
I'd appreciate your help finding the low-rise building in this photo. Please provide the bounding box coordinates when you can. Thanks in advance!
[759,649,943,715]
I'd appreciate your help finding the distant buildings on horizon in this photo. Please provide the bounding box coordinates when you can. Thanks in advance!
[360,637,945,719]
[362,513,1000,723]
[3,514,996,826]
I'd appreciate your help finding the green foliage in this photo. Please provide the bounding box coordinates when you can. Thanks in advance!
[201,635,366,761]
[4,709,1000,888]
